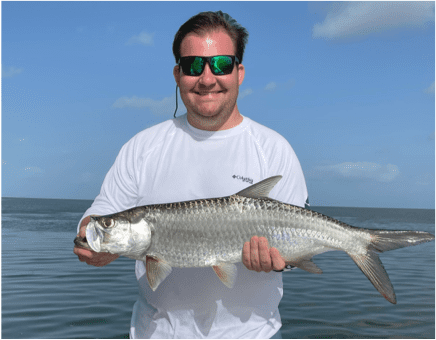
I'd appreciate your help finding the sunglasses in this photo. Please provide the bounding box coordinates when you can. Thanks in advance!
[178,55,240,76]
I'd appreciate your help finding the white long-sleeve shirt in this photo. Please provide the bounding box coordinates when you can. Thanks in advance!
[80,114,308,338]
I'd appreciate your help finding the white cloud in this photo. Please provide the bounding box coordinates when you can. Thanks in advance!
[312,1,435,40]
[24,166,44,173]
[2,66,23,78]
[264,79,295,92]
[415,172,434,186]
[22,166,45,178]
[424,81,435,94]
[126,31,154,46]
[314,162,400,182]
[264,82,277,91]
[113,94,186,116]
[239,88,253,99]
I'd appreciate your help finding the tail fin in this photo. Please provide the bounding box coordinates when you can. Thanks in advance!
[348,230,434,304]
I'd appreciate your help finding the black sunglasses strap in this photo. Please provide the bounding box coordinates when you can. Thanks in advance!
[173,85,178,118]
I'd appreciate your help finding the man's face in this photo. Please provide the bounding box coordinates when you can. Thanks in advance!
[174,30,245,125]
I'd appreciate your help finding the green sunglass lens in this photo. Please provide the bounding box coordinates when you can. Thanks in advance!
[190,57,204,75]
[211,56,233,74]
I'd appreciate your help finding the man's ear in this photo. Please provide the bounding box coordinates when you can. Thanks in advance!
[237,64,245,86]
[173,65,181,87]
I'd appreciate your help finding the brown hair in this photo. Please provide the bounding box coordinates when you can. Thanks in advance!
[172,11,249,64]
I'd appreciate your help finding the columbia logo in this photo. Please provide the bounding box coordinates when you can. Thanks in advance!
[232,175,253,184]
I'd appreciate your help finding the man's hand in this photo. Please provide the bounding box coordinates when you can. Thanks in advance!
[242,236,286,272]
[73,215,119,267]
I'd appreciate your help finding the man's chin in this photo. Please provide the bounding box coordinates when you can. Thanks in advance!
[187,109,230,129]
[190,107,225,119]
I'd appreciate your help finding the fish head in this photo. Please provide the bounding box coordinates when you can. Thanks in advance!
[85,214,152,259]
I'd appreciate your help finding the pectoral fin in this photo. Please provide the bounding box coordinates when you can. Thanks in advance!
[212,263,237,288]
[145,256,172,291]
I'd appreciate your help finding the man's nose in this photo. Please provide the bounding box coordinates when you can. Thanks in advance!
[198,63,217,86]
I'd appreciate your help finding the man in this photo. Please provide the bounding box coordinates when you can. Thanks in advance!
[74,11,308,339]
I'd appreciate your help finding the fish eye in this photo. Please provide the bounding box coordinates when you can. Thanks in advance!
[102,218,114,228]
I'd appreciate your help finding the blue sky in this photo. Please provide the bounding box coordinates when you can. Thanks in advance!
[2,1,435,208]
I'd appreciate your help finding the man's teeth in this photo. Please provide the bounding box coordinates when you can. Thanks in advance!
[198,91,222,95]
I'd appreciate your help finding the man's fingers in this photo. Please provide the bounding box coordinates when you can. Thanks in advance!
[81,216,91,226]
[77,215,99,237]
[78,216,91,237]
[73,245,93,260]
[250,236,261,272]
[243,237,286,273]
[74,245,119,267]
[91,253,119,267]
[74,243,98,263]
[78,228,86,238]
[270,247,286,271]
[258,237,272,272]
[242,242,252,270]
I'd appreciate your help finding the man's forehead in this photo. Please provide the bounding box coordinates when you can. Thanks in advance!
[184,29,230,41]
[181,30,236,55]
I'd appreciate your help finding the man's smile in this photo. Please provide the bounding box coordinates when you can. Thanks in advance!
[194,90,225,96]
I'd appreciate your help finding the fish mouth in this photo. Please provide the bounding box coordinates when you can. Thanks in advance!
[74,236,93,251]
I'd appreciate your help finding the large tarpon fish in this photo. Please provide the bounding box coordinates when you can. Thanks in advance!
[74,176,434,303]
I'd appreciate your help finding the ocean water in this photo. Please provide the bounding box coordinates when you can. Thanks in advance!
[2,197,435,339]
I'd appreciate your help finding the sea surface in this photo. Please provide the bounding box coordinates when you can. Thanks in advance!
[2,197,435,339]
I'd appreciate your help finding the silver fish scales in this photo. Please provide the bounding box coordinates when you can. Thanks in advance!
[74,176,435,303]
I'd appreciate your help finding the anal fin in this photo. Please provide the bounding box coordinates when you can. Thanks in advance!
[287,256,323,274]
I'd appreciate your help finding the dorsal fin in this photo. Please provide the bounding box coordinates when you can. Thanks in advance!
[235,176,282,199]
